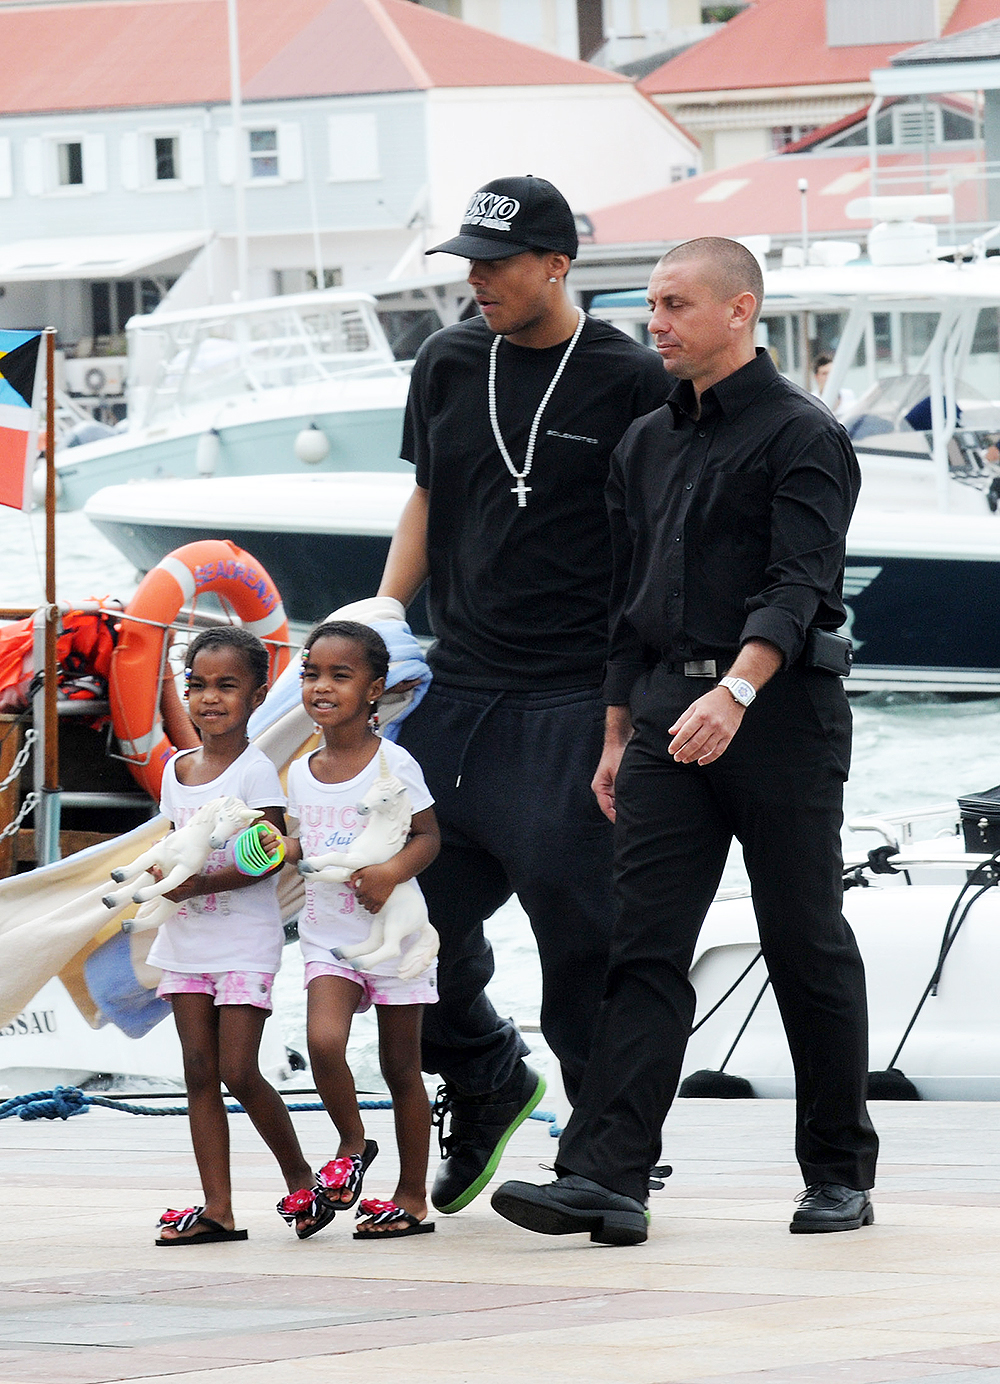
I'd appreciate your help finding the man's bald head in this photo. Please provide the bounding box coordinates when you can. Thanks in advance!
[656,238,763,329]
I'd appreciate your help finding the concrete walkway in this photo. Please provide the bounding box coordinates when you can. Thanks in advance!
[1,1098,999,1383]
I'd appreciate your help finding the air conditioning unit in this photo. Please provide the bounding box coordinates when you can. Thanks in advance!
[63,357,127,397]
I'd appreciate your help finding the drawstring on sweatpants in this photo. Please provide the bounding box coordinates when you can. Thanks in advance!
[454,692,507,787]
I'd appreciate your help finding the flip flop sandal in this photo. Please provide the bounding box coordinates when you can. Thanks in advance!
[353,1198,436,1240]
[315,1139,379,1212]
[156,1206,249,1246]
[276,1187,337,1241]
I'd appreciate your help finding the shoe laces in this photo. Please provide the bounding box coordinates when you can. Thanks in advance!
[430,1084,453,1158]
[648,1163,673,1191]
[795,1183,827,1204]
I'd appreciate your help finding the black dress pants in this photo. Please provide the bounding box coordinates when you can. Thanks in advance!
[396,682,614,1102]
[557,663,879,1204]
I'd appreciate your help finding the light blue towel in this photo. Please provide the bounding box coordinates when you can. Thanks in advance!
[247,618,431,743]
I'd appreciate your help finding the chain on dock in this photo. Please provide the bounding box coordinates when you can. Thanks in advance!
[0,726,37,842]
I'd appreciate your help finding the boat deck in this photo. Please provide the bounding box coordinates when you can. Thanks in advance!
[2,1098,1000,1383]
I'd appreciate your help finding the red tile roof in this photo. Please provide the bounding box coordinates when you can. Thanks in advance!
[587,147,982,246]
[638,0,995,97]
[944,0,1000,35]
[0,0,623,115]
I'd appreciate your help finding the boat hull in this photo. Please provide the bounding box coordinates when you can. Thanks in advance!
[57,394,409,511]
[0,976,290,1096]
[85,472,430,632]
[85,473,1000,687]
[685,884,1000,1100]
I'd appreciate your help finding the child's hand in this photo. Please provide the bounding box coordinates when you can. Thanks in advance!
[350,864,398,914]
[148,863,200,903]
[259,827,300,865]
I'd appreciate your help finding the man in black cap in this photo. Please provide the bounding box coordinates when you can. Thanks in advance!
[377,175,670,1215]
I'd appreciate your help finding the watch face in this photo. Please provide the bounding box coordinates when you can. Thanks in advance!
[724,677,755,706]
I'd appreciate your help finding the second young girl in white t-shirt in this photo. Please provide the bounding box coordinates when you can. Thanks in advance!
[271,621,440,1239]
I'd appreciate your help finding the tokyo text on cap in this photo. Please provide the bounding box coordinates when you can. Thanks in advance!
[427,175,578,261]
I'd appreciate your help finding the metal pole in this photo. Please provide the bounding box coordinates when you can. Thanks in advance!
[867,95,883,201]
[39,328,60,864]
[798,178,809,260]
[226,0,248,301]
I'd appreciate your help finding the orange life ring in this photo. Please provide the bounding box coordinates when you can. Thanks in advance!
[110,540,290,800]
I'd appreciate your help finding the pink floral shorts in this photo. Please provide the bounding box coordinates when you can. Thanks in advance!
[156,970,275,1010]
[304,961,438,1012]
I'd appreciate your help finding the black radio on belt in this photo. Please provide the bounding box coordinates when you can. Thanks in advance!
[958,785,1000,853]
[802,628,853,677]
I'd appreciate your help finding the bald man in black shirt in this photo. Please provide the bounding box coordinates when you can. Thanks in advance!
[493,237,879,1246]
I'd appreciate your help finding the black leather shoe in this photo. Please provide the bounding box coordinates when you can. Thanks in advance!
[789,1183,874,1234]
[491,1174,649,1246]
[430,1063,546,1214]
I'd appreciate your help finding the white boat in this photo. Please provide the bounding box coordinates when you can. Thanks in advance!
[589,247,1000,691]
[55,287,413,511]
[0,974,292,1098]
[85,217,1000,690]
[83,471,427,632]
[684,794,1000,1100]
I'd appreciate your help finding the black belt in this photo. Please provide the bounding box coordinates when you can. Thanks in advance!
[659,656,734,678]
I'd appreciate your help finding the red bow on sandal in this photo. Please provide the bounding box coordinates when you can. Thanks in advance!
[353,1197,435,1240]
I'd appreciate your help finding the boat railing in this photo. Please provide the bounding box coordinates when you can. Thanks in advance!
[0,603,300,873]
[849,801,960,849]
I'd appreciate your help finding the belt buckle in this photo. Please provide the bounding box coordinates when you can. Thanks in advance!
[683,659,717,678]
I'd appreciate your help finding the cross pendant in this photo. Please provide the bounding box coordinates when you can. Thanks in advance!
[511,478,531,507]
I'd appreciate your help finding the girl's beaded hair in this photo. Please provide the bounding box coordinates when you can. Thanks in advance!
[185,625,270,689]
[301,621,390,684]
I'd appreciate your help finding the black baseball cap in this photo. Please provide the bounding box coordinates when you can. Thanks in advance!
[427,175,578,261]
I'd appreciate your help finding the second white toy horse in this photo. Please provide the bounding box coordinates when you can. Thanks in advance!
[103,796,263,933]
[298,749,439,980]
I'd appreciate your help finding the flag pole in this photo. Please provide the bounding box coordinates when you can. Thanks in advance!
[38,327,60,864]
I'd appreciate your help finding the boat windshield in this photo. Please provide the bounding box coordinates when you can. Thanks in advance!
[841,373,989,441]
[126,293,406,428]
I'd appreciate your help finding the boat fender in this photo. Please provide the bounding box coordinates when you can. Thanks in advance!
[109,540,290,800]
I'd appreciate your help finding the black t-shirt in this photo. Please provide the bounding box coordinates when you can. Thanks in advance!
[402,314,671,690]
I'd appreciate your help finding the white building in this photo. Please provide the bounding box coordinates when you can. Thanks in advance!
[0,0,699,372]
[639,0,988,171]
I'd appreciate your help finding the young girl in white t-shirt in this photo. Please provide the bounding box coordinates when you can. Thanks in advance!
[272,621,440,1240]
[149,626,315,1245]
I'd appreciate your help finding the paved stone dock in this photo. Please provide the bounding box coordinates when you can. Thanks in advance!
[2,1099,1000,1382]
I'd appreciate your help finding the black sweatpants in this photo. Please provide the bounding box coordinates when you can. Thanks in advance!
[396,681,614,1102]
[557,663,879,1203]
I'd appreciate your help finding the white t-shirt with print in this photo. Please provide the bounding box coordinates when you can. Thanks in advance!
[286,739,434,978]
[147,743,286,975]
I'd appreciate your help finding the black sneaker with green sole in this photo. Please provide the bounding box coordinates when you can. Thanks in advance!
[431,1063,547,1214]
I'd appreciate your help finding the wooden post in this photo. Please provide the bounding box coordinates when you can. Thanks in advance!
[37,328,60,864]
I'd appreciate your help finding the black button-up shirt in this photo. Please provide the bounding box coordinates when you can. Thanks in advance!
[603,349,861,705]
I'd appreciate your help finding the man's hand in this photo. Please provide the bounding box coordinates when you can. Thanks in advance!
[592,705,633,823]
[668,687,745,765]
[592,744,626,822]
[669,641,784,766]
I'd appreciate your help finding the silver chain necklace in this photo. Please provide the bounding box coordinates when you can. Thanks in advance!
[487,307,586,508]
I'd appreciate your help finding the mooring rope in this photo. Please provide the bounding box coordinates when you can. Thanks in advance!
[0,1085,559,1131]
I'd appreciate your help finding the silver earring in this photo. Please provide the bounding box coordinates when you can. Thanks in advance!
[549,276,557,283]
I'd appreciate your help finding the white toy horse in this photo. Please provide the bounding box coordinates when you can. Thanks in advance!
[102,796,263,933]
[298,749,439,980]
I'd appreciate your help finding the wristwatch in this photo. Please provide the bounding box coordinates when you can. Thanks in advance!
[719,676,756,708]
